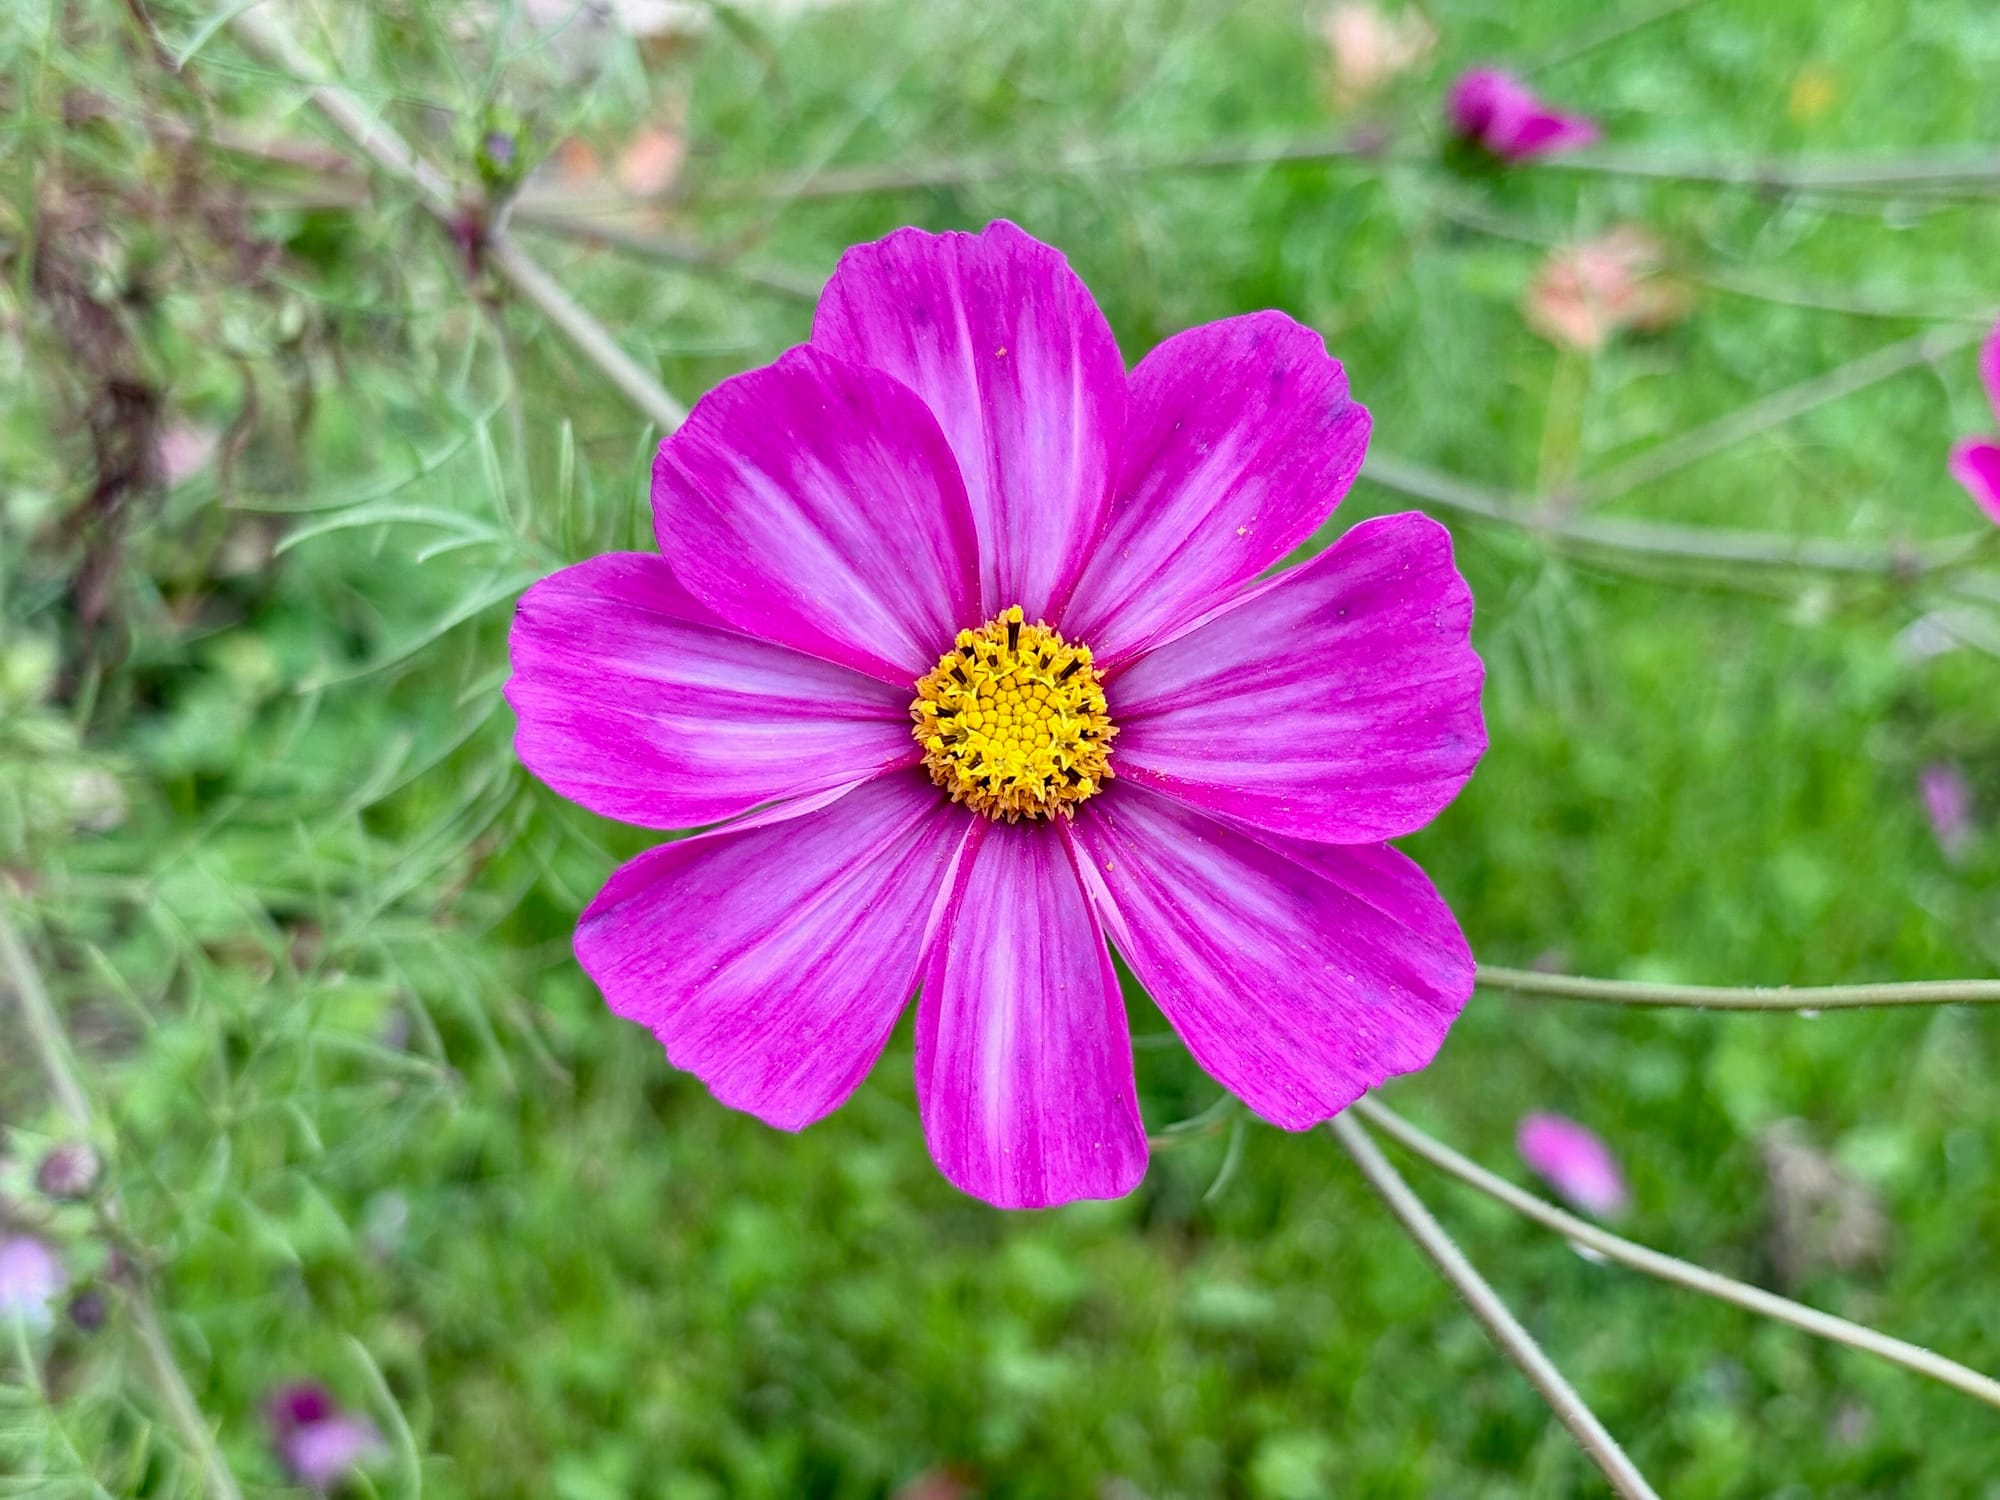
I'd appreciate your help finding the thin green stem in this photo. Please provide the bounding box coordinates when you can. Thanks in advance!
[1360,451,1983,579]
[1476,962,2000,1010]
[1568,324,1986,508]
[1539,147,2000,193]
[1352,1098,2000,1412]
[1329,1114,1662,1499]
[223,5,686,433]
[0,905,245,1500]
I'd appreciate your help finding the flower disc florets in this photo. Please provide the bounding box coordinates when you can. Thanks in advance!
[912,605,1115,821]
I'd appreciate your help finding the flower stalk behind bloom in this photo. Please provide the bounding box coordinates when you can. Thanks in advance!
[1448,68,1600,161]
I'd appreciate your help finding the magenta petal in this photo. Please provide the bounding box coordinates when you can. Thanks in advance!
[1074,785,1474,1129]
[1498,109,1601,158]
[652,346,979,684]
[1060,312,1371,665]
[812,221,1127,621]
[507,553,917,829]
[1110,512,1484,844]
[916,821,1146,1209]
[283,1415,385,1490]
[1517,1113,1629,1219]
[576,774,971,1129]
[1951,438,2000,526]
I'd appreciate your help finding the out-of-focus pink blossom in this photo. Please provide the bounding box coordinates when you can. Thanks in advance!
[1920,762,1975,862]
[1319,3,1437,107]
[155,422,220,488]
[1949,319,2000,525]
[1522,226,1692,353]
[0,1236,66,1331]
[1448,68,1600,161]
[266,1383,385,1491]
[1517,1112,1628,1218]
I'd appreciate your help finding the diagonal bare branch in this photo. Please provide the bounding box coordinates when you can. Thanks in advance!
[1353,1098,2000,1412]
[222,4,686,434]
[1329,1113,1663,1499]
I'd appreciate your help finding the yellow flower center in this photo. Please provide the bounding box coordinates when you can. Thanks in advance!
[911,605,1117,822]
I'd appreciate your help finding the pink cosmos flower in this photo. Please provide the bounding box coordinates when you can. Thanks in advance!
[0,1235,65,1331]
[1448,68,1600,161]
[507,221,1486,1209]
[1949,318,2000,524]
[265,1383,385,1491]
[1517,1112,1628,1218]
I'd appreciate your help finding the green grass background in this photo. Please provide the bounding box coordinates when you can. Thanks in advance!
[5,0,2000,1494]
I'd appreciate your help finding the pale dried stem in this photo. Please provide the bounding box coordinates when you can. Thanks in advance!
[1352,1098,2000,1411]
[1329,1113,1663,1499]
[225,3,686,433]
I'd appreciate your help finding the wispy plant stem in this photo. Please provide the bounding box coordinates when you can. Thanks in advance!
[223,5,686,433]
[1476,963,2000,1010]
[1352,1098,2000,1411]
[1569,323,1986,507]
[1539,147,2000,193]
[1361,451,1983,579]
[0,905,245,1500]
[1328,1113,1663,1499]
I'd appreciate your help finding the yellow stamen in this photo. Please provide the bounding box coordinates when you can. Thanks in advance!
[910,604,1116,822]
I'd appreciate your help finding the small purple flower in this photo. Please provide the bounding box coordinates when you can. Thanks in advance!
[36,1141,102,1200]
[1517,1113,1628,1218]
[1949,319,2000,525]
[1448,68,1600,161]
[266,1383,385,1491]
[0,1235,66,1331]
[508,221,1486,1209]
[1920,761,1975,862]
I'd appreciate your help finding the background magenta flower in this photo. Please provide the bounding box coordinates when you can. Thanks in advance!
[0,1235,65,1330]
[508,221,1486,1209]
[1448,68,1600,160]
[1920,762,1975,862]
[1517,1112,1629,1218]
[1948,318,2000,524]
[265,1382,385,1491]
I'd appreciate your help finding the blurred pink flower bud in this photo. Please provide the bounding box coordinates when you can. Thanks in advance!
[1319,3,1437,107]
[1517,1112,1629,1218]
[36,1141,102,1199]
[1448,68,1599,161]
[1523,225,1692,353]
[1919,761,1974,862]
[266,1382,386,1491]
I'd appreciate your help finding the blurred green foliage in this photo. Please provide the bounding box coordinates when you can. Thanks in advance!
[3,0,2000,1494]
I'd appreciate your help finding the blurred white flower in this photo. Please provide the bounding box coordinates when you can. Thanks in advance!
[0,1236,67,1332]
